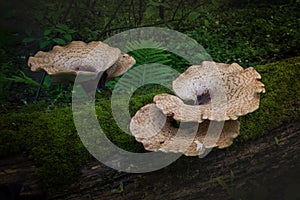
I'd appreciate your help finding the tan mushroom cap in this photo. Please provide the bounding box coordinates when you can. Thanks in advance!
[106,54,136,79]
[28,41,135,84]
[130,104,240,156]
[172,61,245,100]
[49,53,136,84]
[169,61,265,121]
[130,62,264,156]
[153,93,212,122]
[28,41,121,74]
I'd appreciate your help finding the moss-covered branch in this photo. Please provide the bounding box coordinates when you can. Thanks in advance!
[0,57,299,188]
[238,56,300,141]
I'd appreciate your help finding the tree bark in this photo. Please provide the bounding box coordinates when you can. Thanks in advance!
[1,120,299,199]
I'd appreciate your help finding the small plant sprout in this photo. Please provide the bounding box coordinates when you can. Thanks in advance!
[111,182,124,194]
[274,136,280,146]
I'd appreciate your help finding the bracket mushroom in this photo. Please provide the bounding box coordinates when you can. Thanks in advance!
[130,61,265,156]
[130,103,240,156]
[28,41,135,89]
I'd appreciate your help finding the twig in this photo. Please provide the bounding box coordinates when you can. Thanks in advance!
[138,0,144,25]
[62,0,75,23]
[131,0,137,26]
[172,0,183,21]
[99,0,126,36]
[33,71,46,103]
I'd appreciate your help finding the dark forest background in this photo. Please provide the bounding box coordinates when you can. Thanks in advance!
[0,0,299,104]
[0,1,299,199]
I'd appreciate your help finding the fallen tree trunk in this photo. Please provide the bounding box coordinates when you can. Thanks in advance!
[50,120,300,200]
[1,119,298,199]
[1,57,299,199]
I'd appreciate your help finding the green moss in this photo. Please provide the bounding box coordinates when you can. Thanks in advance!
[94,86,172,152]
[0,57,299,188]
[238,56,300,141]
[0,107,90,188]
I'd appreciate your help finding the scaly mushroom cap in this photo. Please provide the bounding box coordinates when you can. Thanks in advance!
[130,104,240,156]
[172,61,244,100]
[168,61,265,121]
[106,54,136,79]
[27,41,135,83]
[129,62,265,156]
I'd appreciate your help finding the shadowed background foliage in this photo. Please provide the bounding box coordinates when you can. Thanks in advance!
[0,0,299,104]
[0,0,299,192]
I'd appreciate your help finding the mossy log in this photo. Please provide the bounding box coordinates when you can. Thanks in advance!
[52,120,300,200]
[1,120,299,199]
[0,57,299,199]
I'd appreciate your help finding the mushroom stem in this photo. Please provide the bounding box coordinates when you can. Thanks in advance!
[33,71,47,102]
[97,71,108,91]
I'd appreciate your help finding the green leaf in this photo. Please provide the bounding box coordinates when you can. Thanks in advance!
[230,170,235,179]
[53,38,66,45]
[56,24,69,31]
[144,6,157,19]
[44,29,52,36]
[216,177,228,189]
[39,40,51,49]
[188,12,200,21]
[111,182,124,194]
[68,29,77,34]
[274,136,280,145]
[196,53,207,61]
[7,71,47,89]
[212,0,220,8]
[43,75,51,88]
[204,19,209,27]
[148,0,161,7]
[63,34,72,41]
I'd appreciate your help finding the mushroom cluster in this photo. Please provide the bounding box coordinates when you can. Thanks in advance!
[130,61,265,156]
[28,41,135,88]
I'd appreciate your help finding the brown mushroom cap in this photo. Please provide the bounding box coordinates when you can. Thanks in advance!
[130,62,264,156]
[153,93,212,122]
[28,41,121,74]
[106,54,136,79]
[130,104,240,156]
[27,41,137,83]
[172,61,244,100]
[169,61,265,121]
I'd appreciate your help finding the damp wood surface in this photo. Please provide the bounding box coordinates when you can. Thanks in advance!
[1,120,299,199]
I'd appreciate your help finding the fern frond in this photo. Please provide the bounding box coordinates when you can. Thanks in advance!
[126,39,171,65]
[114,64,179,94]
[7,71,48,90]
